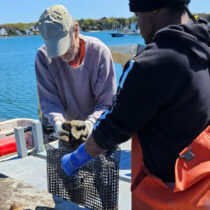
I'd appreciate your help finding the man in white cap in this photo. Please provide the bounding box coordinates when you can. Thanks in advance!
[35,5,116,140]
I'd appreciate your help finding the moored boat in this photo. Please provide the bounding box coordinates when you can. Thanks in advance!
[111,32,124,37]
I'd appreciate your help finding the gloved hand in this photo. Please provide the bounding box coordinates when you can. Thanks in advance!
[61,143,93,177]
[63,120,93,141]
[54,121,69,136]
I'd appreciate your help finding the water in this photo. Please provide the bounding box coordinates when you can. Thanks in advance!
[0,31,145,120]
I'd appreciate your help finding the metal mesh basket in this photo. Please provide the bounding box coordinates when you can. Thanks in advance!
[46,142,120,210]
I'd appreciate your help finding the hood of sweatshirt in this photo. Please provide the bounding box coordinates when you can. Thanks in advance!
[153,19,210,64]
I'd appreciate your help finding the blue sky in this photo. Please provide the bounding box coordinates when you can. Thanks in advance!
[0,0,209,24]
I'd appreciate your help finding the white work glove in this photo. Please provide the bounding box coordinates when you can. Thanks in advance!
[63,120,93,142]
[54,121,69,136]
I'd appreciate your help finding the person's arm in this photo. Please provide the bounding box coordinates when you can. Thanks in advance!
[92,60,161,150]
[61,59,161,176]
[61,134,105,178]
[84,134,106,157]
[87,47,117,124]
[35,48,65,127]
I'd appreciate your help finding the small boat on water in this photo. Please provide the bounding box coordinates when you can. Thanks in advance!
[111,22,140,37]
[111,30,140,37]
[111,32,124,37]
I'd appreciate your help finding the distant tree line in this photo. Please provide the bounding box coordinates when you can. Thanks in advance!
[0,22,38,36]
[0,16,138,34]
[78,16,138,31]
[0,13,209,35]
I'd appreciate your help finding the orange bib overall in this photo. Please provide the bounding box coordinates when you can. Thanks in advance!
[132,126,210,210]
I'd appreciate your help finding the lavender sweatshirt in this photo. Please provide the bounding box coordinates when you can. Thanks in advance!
[35,34,116,125]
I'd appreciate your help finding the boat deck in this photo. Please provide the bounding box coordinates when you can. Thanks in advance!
[0,140,131,209]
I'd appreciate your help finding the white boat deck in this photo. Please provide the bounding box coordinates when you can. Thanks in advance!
[0,140,131,209]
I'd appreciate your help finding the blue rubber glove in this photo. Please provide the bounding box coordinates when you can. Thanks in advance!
[61,143,93,177]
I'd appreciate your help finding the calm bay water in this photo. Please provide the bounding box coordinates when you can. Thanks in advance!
[0,31,145,120]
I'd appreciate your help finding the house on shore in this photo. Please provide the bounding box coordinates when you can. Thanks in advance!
[15,30,23,36]
[30,25,39,33]
[25,29,34,35]
[0,28,8,36]
[130,22,140,34]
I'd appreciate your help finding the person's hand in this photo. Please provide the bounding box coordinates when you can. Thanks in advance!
[54,121,69,136]
[63,120,93,141]
[61,143,93,177]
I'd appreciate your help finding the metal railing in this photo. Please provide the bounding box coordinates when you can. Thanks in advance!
[14,120,44,158]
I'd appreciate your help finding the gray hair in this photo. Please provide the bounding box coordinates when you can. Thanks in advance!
[69,20,77,36]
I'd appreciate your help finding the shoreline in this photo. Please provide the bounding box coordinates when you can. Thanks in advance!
[0,29,116,39]
[0,34,40,39]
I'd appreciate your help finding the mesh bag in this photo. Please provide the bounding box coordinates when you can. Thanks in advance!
[46,142,120,210]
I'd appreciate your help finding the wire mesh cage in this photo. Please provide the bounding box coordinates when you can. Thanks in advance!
[46,141,120,210]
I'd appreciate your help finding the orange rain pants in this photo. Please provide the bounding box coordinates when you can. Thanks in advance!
[131,126,210,210]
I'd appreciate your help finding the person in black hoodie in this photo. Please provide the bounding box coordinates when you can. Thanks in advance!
[61,0,210,208]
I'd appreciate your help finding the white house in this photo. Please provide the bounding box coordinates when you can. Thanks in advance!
[15,30,22,36]
[25,29,34,35]
[30,25,39,32]
[0,28,8,36]
[130,22,140,34]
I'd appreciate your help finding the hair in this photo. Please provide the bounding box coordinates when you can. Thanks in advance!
[69,20,77,35]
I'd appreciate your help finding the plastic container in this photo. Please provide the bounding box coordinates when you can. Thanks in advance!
[0,137,17,156]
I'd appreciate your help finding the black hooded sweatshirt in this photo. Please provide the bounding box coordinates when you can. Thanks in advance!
[93,20,210,182]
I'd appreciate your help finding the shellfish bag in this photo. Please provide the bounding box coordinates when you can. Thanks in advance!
[46,143,120,210]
